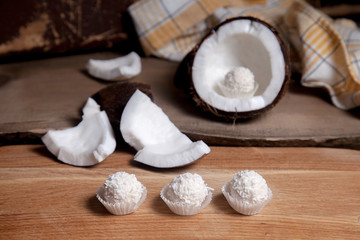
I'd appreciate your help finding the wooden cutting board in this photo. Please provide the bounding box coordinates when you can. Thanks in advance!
[1,145,360,239]
[0,52,359,148]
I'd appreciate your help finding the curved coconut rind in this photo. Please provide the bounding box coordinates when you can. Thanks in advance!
[134,140,210,168]
[86,52,142,81]
[174,16,290,121]
[120,89,186,151]
[120,90,211,168]
[42,98,116,166]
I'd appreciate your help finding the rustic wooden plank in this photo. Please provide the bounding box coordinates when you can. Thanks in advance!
[0,52,359,148]
[0,0,137,61]
[0,145,359,239]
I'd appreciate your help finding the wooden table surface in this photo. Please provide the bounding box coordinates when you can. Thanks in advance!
[1,144,359,239]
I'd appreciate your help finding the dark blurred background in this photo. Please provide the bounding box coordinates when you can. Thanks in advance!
[0,0,359,62]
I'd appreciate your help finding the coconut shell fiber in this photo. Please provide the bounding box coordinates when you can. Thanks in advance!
[128,0,360,110]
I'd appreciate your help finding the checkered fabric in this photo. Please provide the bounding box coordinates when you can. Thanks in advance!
[128,0,360,110]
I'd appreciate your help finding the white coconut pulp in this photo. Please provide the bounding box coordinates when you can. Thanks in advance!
[42,98,116,166]
[192,19,285,112]
[120,90,210,168]
[86,51,141,81]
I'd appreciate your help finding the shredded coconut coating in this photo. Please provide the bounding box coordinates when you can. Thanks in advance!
[164,173,212,206]
[103,172,144,204]
[229,170,270,205]
[224,67,255,93]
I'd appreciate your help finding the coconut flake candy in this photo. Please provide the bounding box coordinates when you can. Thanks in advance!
[120,90,210,168]
[218,66,259,99]
[160,173,213,215]
[96,171,147,215]
[222,170,273,215]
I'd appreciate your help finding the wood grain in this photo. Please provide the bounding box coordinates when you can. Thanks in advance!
[0,145,360,239]
[0,52,360,149]
[0,0,136,61]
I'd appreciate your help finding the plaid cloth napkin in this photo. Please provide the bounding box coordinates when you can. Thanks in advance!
[128,0,360,110]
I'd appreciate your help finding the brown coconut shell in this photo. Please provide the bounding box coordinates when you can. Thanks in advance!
[174,16,290,121]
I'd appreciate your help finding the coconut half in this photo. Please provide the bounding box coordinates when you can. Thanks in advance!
[175,17,290,120]
[42,98,116,166]
[120,90,210,168]
[86,52,141,81]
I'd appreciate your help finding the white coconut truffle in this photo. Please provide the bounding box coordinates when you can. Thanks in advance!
[218,67,259,98]
[164,173,210,206]
[103,172,144,204]
[161,173,213,215]
[222,170,272,215]
[229,170,270,204]
[96,171,147,215]
[225,67,256,93]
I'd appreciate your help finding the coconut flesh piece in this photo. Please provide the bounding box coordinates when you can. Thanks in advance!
[42,98,116,166]
[86,51,141,81]
[120,90,210,168]
[189,17,289,119]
